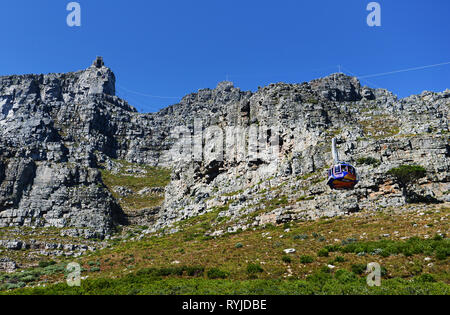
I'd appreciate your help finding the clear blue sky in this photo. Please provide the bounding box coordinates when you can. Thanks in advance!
[1,0,449,112]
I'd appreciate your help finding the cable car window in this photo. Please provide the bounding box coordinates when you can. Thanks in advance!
[349,167,354,175]
[334,166,341,173]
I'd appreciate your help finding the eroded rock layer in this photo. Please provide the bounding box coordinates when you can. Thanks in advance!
[0,58,448,239]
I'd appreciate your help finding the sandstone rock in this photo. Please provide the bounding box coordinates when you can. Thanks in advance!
[0,257,17,273]
[0,58,448,240]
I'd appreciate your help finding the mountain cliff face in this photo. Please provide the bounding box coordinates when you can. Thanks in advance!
[0,58,448,244]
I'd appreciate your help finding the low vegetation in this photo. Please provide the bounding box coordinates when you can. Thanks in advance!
[0,263,67,291]
[4,269,449,295]
[359,115,400,139]
[1,203,448,295]
[100,160,171,211]
[326,237,449,260]
[357,157,381,167]
[387,165,427,199]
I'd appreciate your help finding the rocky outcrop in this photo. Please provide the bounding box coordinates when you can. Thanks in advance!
[0,258,17,273]
[0,58,126,238]
[153,74,449,232]
[0,59,448,239]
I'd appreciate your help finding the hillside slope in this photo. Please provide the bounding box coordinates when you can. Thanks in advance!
[0,58,448,279]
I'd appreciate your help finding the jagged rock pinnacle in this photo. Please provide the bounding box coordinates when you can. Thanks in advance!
[92,56,105,68]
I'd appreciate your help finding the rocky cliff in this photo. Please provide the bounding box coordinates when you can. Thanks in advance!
[0,58,448,243]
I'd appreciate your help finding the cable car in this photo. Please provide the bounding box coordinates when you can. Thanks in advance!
[327,138,359,190]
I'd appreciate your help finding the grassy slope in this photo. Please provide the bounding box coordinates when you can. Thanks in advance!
[3,203,449,295]
[100,160,171,211]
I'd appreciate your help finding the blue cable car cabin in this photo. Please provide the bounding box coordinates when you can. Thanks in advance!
[327,162,359,190]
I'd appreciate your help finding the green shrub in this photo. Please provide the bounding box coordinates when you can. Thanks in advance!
[300,255,314,264]
[357,157,381,167]
[246,263,264,274]
[335,269,358,284]
[207,268,229,279]
[135,266,206,278]
[338,238,449,260]
[351,264,367,275]
[341,238,358,245]
[325,245,342,252]
[387,165,426,197]
[186,266,205,277]
[317,248,329,257]
[135,268,158,277]
[38,261,56,268]
[19,275,38,283]
[307,270,333,283]
[235,243,243,249]
[435,248,448,260]
[334,256,346,263]
[415,274,436,283]
[387,165,426,185]
[159,267,184,277]
[43,264,66,276]
[4,274,450,295]
[407,262,423,275]
[2,282,26,290]
[320,266,331,274]
[282,256,292,263]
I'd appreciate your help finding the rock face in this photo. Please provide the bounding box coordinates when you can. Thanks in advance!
[0,59,125,238]
[0,58,448,238]
[0,257,17,273]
